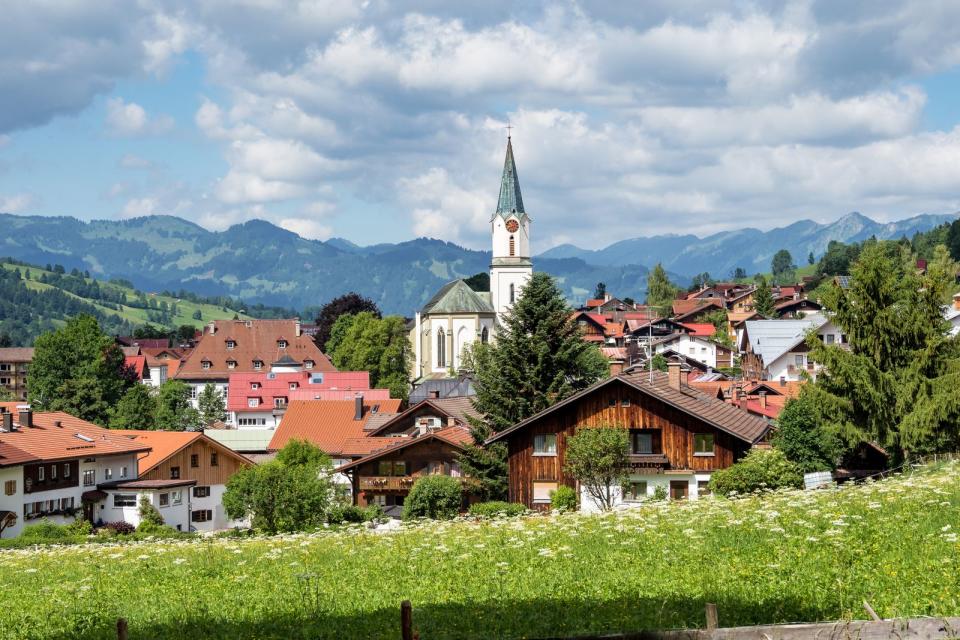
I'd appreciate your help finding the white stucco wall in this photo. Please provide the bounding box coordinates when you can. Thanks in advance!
[578,473,713,514]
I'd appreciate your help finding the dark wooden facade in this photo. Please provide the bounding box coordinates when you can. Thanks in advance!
[505,381,752,509]
[348,437,465,508]
[24,460,80,494]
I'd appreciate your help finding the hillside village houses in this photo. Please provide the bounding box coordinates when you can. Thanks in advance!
[0,348,32,401]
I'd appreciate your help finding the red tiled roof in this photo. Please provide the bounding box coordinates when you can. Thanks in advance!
[268,398,403,455]
[0,411,151,466]
[226,371,375,411]
[0,348,34,362]
[176,319,334,381]
[125,355,147,379]
[584,298,605,308]
[671,298,722,318]
[680,323,716,337]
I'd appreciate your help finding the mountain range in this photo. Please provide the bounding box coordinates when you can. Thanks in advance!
[0,211,954,315]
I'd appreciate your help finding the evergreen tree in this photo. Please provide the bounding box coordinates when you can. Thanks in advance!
[313,292,380,352]
[110,384,158,429]
[197,383,227,426]
[947,219,960,262]
[594,282,607,299]
[809,240,960,458]
[645,263,678,314]
[458,272,609,499]
[752,276,776,317]
[808,251,815,265]
[28,315,133,425]
[154,380,200,431]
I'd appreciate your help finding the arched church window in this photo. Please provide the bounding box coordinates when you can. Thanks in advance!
[509,235,515,257]
[509,283,515,304]
[437,328,446,368]
[481,326,489,344]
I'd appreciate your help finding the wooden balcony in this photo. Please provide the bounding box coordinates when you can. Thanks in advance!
[359,476,417,491]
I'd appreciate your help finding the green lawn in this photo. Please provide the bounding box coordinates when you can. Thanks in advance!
[3,464,959,640]
[1,262,249,330]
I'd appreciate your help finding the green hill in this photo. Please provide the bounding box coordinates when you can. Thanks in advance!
[0,260,252,346]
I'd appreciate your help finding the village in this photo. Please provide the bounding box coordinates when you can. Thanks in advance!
[2,136,958,541]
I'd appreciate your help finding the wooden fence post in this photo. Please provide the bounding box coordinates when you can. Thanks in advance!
[116,618,128,640]
[705,603,718,631]
[401,600,413,640]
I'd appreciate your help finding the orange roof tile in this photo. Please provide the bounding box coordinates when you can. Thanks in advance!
[680,323,716,337]
[0,411,151,466]
[121,430,252,475]
[269,398,403,455]
[176,319,334,381]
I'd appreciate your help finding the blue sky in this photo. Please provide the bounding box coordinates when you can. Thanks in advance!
[2,1,960,251]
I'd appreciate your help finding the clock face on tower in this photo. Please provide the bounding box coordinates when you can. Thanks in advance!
[505,219,519,232]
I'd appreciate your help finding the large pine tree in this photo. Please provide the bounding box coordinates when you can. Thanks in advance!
[459,272,609,499]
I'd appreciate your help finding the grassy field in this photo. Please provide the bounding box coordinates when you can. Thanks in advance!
[1,262,249,330]
[3,464,959,640]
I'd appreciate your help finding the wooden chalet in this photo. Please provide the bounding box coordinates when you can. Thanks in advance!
[486,363,771,511]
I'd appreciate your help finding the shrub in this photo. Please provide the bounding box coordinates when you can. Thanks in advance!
[653,485,668,501]
[136,520,177,536]
[772,394,841,473]
[709,448,803,496]
[138,495,164,527]
[402,476,462,520]
[326,504,367,524]
[469,501,527,518]
[104,521,136,535]
[65,519,93,536]
[363,504,387,524]
[550,485,577,512]
[20,519,70,540]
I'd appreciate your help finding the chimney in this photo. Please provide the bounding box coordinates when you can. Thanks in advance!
[732,387,740,404]
[779,376,786,387]
[354,394,364,421]
[2,412,12,432]
[208,320,216,335]
[295,318,302,337]
[667,361,682,390]
[18,408,32,428]
[54,420,63,428]
[447,416,456,428]
[758,391,767,409]
[429,389,440,399]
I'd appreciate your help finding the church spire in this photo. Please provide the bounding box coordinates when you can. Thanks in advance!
[495,136,525,217]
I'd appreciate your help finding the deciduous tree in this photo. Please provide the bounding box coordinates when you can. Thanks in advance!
[564,426,630,511]
[197,383,226,427]
[154,380,200,431]
[326,312,411,401]
[645,263,678,312]
[110,383,157,430]
[313,292,380,352]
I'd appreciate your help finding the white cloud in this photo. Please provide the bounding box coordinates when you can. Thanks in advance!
[0,193,36,213]
[120,197,159,217]
[398,167,490,243]
[105,98,174,136]
[279,216,333,240]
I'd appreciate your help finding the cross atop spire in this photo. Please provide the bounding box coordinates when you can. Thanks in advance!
[495,135,525,217]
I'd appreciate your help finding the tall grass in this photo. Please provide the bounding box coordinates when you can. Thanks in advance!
[2,463,959,640]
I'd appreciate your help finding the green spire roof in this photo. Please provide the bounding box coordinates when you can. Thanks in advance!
[421,280,495,315]
[495,137,525,217]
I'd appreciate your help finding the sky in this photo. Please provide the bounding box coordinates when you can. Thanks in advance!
[2,1,960,252]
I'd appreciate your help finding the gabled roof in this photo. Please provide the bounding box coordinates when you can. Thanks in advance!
[121,430,252,476]
[366,396,479,436]
[409,375,476,404]
[0,411,151,466]
[0,347,34,363]
[743,315,827,365]
[421,279,495,315]
[672,298,723,320]
[336,426,472,473]
[486,370,771,446]
[680,323,716,337]
[268,398,404,455]
[494,136,525,219]
[124,355,147,379]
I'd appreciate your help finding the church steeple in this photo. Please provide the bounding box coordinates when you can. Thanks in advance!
[494,136,525,218]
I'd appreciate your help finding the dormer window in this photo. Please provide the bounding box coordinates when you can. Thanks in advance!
[225,340,236,350]
[248,397,260,408]
[289,382,298,390]
[274,397,287,408]
[304,360,314,370]
[201,360,212,370]
[253,360,263,370]
[277,339,288,349]
[251,382,260,390]
[226,360,237,369]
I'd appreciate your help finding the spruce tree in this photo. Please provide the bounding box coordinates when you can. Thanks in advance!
[458,272,609,499]
[752,276,776,317]
[645,263,678,313]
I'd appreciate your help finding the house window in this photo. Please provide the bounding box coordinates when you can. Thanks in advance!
[248,398,259,408]
[171,490,182,505]
[210,452,218,467]
[120,466,128,479]
[238,417,267,427]
[631,432,654,455]
[191,509,212,523]
[533,433,557,456]
[51,464,57,480]
[63,463,70,478]
[170,466,180,479]
[113,494,137,507]
[693,433,715,456]
[532,482,558,504]
[825,334,835,344]
[620,398,631,407]
[277,339,288,349]
[103,468,112,480]
[83,470,95,486]
[190,386,198,400]
[689,347,696,355]
[190,454,199,468]
[274,397,287,409]
[436,328,446,368]
[377,461,406,476]
[304,360,314,370]
[698,481,711,497]
[201,360,211,370]
[159,493,169,507]
[251,382,260,390]
[607,398,617,408]
[626,481,648,501]
[226,340,236,350]
[37,466,45,482]
[4,480,15,496]
[289,382,298,390]
[481,327,489,344]
[509,283,515,304]
[794,354,804,368]
[253,360,263,370]
[227,360,237,369]
[193,486,211,498]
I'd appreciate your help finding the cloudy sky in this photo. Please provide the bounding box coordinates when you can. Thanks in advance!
[1,1,960,251]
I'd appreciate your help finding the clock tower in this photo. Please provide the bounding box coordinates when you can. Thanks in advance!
[489,135,533,322]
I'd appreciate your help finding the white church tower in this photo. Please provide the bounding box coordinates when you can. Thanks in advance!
[489,135,533,321]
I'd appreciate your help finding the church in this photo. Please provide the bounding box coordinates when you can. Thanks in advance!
[411,136,533,381]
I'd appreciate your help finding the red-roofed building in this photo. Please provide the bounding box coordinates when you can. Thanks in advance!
[124,355,148,384]
[680,323,716,337]
[227,370,390,428]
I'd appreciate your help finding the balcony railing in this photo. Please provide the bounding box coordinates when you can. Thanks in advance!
[359,476,417,491]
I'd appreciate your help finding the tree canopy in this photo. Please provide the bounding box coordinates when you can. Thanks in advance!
[110,384,157,430]
[313,292,380,352]
[197,383,227,426]
[751,276,776,317]
[326,312,411,401]
[646,263,678,313]
[564,426,629,511]
[154,380,200,431]
[771,249,796,283]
